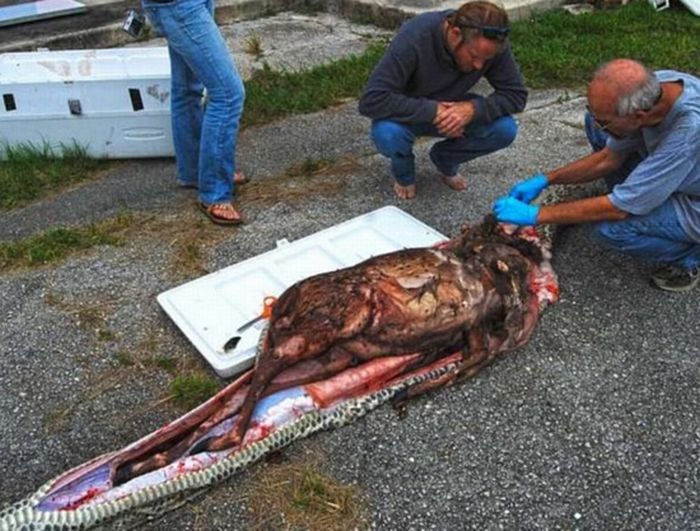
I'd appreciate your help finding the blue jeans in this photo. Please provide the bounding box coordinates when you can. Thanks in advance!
[590,202,700,270]
[142,0,245,205]
[584,112,699,269]
[370,106,517,186]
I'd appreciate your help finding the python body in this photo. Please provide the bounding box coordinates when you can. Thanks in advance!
[0,201,579,530]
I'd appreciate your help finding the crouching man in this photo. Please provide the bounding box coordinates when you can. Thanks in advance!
[359,1,527,199]
[493,59,700,292]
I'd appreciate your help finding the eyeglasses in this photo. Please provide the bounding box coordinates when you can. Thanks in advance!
[586,88,662,132]
[461,24,510,40]
[586,104,612,132]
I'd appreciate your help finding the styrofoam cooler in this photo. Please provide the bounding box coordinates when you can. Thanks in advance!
[0,47,174,159]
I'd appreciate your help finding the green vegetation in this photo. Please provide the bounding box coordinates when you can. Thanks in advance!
[243,34,265,59]
[285,156,337,177]
[153,355,178,372]
[2,2,697,211]
[242,42,387,127]
[0,214,132,271]
[115,350,135,367]
[249,460,367,530]
[511,1,700,87]
[240,2,699,124]
[170,373,219,409]
[0,142,107,210]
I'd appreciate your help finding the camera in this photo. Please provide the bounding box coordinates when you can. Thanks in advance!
[122,8,146,38]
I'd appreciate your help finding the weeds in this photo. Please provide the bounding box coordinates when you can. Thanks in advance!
[511,1,700,88]
[248,457,367,531]
[0,142,107,209]
[115,350,135,367]
[170,373,219,409]
[154,355,178,372]
[6,2,698,212]
[285,157,337,178]
[0,213,134,271]
[240,157,359,206]
[244,34,265,59]
[242,42,387,127]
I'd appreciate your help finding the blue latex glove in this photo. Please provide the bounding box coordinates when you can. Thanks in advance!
[508,172,549,203]
[492,196,540,226]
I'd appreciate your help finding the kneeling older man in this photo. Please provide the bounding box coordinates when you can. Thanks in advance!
[493,58,700,292]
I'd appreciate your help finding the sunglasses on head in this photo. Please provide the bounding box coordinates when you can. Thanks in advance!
[461,24,510,40]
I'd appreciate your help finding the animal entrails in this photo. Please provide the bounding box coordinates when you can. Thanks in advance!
[194,216,548,452]
[0,217,559,531]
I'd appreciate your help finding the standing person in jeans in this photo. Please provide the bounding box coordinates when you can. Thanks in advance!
[358,1,527,200]
[493,59,700,292]
[142,0,246,225]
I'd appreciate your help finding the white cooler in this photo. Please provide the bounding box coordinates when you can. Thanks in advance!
[0,47,173,159]
[158,207,448,378]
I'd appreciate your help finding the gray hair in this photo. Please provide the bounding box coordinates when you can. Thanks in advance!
[616,68,661,116]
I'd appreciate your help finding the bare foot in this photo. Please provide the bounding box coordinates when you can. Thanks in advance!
[393,182,416,200]
[199,202,244,225]
[441,174,467,191]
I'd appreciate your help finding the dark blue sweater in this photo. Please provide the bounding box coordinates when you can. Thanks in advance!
[359,10,528,125]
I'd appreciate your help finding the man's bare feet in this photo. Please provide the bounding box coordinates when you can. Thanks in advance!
[393,182,416,200]
[441,174,467,191]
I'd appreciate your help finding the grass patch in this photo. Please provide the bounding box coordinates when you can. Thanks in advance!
[240,2,700,126]
[284,156,338,178]
[115,350,135,367]
[0,213,133,271]
[240,157,358,206]
[0,142,108,210]
[242,42,387,127]
[43,291,124,342]
[98,329,116,341]
[153,355,178,372]
[511,1,700,88]
[248,459,367,531]
[244,34,265,59]
[170,373,219,409]
[3,3,697,211]
[170,239,207,279]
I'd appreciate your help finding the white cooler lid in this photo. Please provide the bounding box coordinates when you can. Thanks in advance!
[157,206,448,378]
[0,0,86,28]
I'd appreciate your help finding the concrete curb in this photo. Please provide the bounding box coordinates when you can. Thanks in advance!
[0,0,567,53]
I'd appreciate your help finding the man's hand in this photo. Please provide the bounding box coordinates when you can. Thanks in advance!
[509,173,549,203]
[492,196,540,226]
[434,101,476,138]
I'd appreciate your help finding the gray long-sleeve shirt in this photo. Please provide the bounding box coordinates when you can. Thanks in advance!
[358,10,528,125]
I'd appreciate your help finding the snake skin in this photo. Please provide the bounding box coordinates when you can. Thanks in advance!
[0,361,461,531]
[1,182,601,530]
[535,182,605,242]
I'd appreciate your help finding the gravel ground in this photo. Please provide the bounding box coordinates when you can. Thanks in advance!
[1,90,698,530]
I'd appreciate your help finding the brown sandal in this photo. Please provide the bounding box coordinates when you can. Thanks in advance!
[198,202,244,226]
